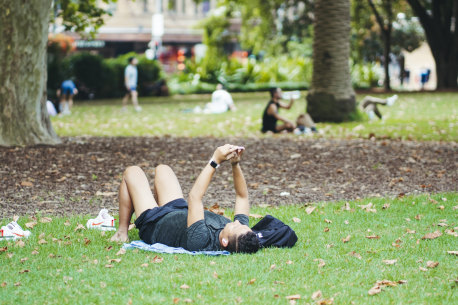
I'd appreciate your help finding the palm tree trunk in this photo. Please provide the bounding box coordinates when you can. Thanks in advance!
[306,0,356,122]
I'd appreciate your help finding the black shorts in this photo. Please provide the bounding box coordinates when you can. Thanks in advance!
[134,198,188,241]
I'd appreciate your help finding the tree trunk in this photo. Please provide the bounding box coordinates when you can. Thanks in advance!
[306,0,356,122]
[406,0,458,89]
[383,27,391,91]
[0,0,60,146]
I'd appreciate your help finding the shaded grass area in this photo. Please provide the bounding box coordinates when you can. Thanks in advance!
[1,193,456,304]
[51,92,457,141]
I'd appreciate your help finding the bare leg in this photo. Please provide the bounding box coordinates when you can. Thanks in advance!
[361,96,388,108]
[276,122,295,133]
[154,165,184,206]
[122,92,130,108]
[131,90,139,107]
[111,166,157,242]
[302,113,316,128]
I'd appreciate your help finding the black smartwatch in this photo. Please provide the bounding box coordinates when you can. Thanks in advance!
[209,159,220,169]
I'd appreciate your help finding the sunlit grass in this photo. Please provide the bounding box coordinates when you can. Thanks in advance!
[51,92,457,141]
[0,193,456,304]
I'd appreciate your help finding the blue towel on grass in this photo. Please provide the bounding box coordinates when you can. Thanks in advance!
[122,240,230,256]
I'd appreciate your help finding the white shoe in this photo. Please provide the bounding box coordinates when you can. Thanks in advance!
[386,94,398,106]
[134,106,142,112]
[0,221,31,241]
[86,209,116,231]
[368,110,376,120]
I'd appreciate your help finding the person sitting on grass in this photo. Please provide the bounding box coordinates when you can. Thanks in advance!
[261,87,296,133]
[110,144,260,254]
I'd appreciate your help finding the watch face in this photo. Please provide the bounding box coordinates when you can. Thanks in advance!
[210,160,219,168]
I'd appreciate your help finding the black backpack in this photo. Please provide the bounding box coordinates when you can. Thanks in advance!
[251,215,298,248]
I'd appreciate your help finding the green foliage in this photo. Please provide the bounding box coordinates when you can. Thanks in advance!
[47,52,164,99]
[0,193,456,304]
[51,0,115,38]
[351,62,382,89]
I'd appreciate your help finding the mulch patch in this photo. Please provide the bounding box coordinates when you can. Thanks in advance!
[0,137,456,218]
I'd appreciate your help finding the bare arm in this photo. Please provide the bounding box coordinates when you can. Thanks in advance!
[231,160,249,216]
[278,98,294,109]
[187,144,238,227]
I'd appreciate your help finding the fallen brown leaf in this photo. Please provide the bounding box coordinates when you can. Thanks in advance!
[342,235,351,243]
[95,191,117,197]
[426,261,439,268]
[74,224,85,232]
[64,220,71,226]
[141,263,148,267]
[342,202,351,211]
[348,251,362,259]
[382,203,390,209]
[445,229,458,237]
[40,217,52,223]
[180,284,190,289]
[31,250,39,255]
[317,299,334,305]
[305,206,316,214]
[21,181,33,187]
[419,266,428,271]
[414,214,422,220]
[292,217,301,223]
[368,286,382,295]
[286,260,293,265]
[152,255,163,263]
[358,202,376,213]
[105,264,114,268]
[16,240,25,248]
[314,258,326,268]
[382,259,397,265]
[324,227,330,232]
[447,251,458,256]
[249,214,263,219]
[1,282,6,287]
[38,239,47,245]
[25,222,37,229]
[422,230,442,240]
[406,229,416,234]
[365,235,380,239]
[0,247,7,252]
[105,246,113,251]
[19,269,30,274]
[108,258,121,263]
[14,282,21,287]
[20,257,28,263]
[248,278,256,284]
[311,290,322,300]
[324,219,332,224]
[116,248,126,256]
[212,271,218,279]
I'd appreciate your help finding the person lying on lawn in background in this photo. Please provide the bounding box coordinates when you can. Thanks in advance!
[110,144,260,254]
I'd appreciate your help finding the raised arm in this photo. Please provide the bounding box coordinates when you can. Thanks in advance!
[230,149,249,216]
[267,103,294,126]
[278,98,294,109]
[187,144,238,227]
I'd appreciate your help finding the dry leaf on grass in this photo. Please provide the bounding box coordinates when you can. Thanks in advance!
[382,203,390,209]
[324,227,330,232]
[305,206,316,214]
[292,217,301,223]
[152,256,163,263]
[180,284,190,289]
[19,269,30,274]
[116,248,126,256]
[382,259,397,265]
[447,251,458,256]
[419,266,428,271]
[20,257,28,263]
[128,223,136,231]
[38,239,47,245]
[248,278,256,284]
[324,219,332,224]
[31,250,39,255]
[64,220,71,226]
[40,217,52,223]
[14,282,21,287]
[74,224,85,232]
[108,258,121,263]
[368,286,382,295]
[422,230,442,240]
[368,279,406,296]
[105,264,114,268]
[342,202,351,211]
[15,240,25,248]
[95,191,117,197]
[25,222,37,229]
[1,282,6,287]
[358,202,377,213]
[342,235,351,243]
[426,261,439,268]
[314,258,326,268]
[286,260,293,265]
[0,247,7,252]
[208,203,225,215]
[212,272,218,279]
[21,181,33,187]
[311,290,322,300]
[348,251,362,259]
[406,229,416,234]
[249,214,263,219]
[366,235,380,239]
[141,263,148,267]
[415,214,422,220]
[445,229,458,237]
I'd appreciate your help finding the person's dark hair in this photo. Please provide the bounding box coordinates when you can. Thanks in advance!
[128,56,135,64]
[226,231,260,254]
[269,87,279,98]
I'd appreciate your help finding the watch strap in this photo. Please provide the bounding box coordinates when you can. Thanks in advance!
[209,159,220,169]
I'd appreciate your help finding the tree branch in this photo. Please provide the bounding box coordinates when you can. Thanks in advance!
[367,0,388,36]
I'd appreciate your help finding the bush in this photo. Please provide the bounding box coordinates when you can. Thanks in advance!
[48,51,164,100]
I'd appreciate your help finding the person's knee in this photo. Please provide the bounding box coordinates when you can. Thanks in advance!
[155,164,172,176]
[123,166,143,180]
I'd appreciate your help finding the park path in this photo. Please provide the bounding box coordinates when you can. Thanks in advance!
[0,137,456,217]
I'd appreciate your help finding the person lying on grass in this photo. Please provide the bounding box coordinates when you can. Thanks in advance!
[110,144,260,254]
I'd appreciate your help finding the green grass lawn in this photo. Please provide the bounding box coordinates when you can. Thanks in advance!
[51,91,458,141]
[1,193,456,304]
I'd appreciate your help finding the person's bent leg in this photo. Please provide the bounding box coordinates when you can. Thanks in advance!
[111,166,157,242]
[122,92,130,108]
[154,164,184,206]
[361,96,388,106]
[276,123,295,133]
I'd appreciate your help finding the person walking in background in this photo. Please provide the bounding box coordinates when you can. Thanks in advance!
[122,56,142,112]
[57,79,78,115]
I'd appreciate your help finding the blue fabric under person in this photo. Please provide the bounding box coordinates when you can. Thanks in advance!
[61,80,76,95]
[122,240,230,256]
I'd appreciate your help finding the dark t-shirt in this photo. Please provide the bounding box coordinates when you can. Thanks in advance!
[262,100,280,133]
[146,210,249,251]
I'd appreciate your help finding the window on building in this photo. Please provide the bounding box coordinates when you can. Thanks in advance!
[168,0,176,12]
[202,0,210,15]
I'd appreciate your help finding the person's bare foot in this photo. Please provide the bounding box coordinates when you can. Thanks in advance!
[110,230,129,243]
